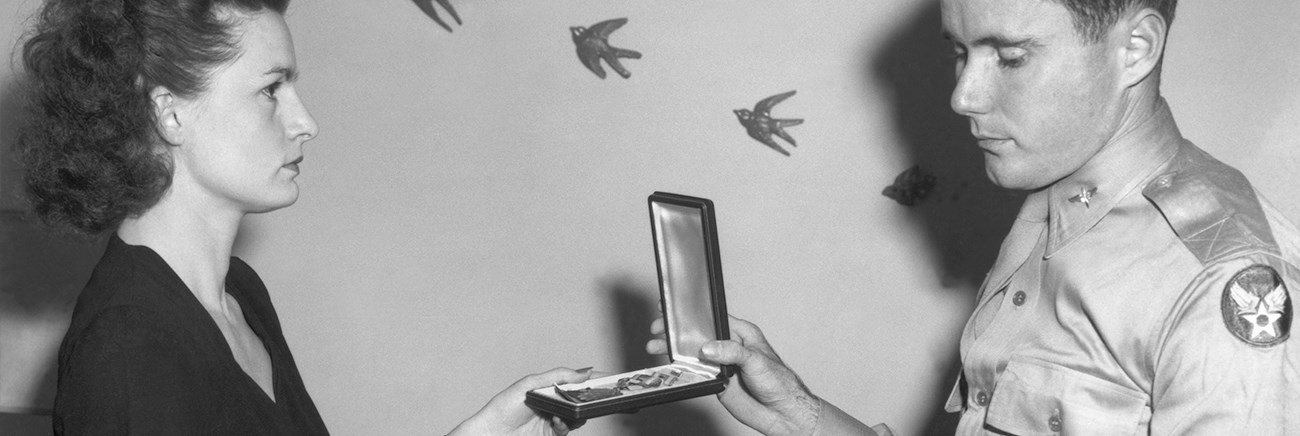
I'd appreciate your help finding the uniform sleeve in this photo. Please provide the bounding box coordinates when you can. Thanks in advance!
[54,306,212,436]
[810,398,890,436]
[1150,256,1300,434]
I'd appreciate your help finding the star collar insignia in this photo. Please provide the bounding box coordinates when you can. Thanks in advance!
[1068,187,1097,208]
[1221,265,1292,347]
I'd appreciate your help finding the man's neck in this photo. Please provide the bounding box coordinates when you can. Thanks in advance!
[1106,84,1175,151]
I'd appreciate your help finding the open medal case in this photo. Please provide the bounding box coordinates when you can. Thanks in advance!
[525,192,731,421]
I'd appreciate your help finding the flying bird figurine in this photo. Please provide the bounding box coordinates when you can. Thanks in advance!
[734,90,804,156]
[571,18,642,79]
[412,0,461,33]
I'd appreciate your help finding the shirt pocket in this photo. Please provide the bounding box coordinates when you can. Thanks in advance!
[986,357,1149,435]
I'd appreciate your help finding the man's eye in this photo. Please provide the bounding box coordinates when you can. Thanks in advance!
[997,48,1027,68]
[950,44,967,61]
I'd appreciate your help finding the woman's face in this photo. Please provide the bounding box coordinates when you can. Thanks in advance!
[171,10,318,215]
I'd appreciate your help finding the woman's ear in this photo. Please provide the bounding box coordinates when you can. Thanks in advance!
[150,86,184,145]
[1118,8,1168,88]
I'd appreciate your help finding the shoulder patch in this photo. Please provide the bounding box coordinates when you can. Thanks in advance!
[1220,265,1292,347]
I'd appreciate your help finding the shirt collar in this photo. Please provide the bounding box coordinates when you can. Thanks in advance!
[1044,99,1183,258]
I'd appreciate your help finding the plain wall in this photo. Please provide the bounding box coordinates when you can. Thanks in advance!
[2,1,1298,435]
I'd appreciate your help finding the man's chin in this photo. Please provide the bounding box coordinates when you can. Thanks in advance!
[984,163,1044,191]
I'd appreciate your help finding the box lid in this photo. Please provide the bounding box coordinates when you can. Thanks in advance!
[648,192,730,377]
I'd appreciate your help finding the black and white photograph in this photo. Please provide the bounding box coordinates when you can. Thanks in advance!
[2,0,1298,434]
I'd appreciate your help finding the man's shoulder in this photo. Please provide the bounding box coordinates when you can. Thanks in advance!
[1141,142,1283,265]
[1137,144,1299,350]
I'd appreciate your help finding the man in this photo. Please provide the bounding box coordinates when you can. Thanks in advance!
[648,0,1299,434]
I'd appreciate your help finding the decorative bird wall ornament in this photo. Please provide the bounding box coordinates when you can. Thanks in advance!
[734,90,804,156]
[571,18,642,79]
[412,0,462,33]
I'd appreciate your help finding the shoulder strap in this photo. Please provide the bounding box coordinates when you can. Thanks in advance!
[1142,143,1279,264]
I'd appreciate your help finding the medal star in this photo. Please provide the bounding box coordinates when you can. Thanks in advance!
[1241,309,1282,341]
[1234,283,1288,341]
[1068,187,1097,208]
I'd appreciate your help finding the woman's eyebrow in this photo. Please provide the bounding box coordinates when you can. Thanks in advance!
[263,66,299,81]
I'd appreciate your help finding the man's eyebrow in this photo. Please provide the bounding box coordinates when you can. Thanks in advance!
[942,31,1040,49]
[973,35,1040,49]
[264,66,299,81]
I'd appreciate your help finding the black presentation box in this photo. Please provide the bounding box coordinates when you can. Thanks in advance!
[525,192,732,421]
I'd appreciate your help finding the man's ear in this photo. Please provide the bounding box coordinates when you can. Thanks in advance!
[150,86,184,145]
[1118,8,1168,88]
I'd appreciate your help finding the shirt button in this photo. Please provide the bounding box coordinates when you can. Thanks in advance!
[1048,413,1062,432]
[1012,291,1027,306]
[975,391,990,407]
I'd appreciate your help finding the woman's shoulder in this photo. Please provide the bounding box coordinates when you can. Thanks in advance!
[74,237,185,313]
[64,237,199,349]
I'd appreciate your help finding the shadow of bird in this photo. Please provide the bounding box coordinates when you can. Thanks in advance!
[734,90,804,156]
[412,0,461,32]
[882,165,937,206]
[571,18,642,79]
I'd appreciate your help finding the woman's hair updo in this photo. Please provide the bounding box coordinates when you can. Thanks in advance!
[18,0,289,236]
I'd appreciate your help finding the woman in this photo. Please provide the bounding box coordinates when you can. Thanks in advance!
[18,0,589,434]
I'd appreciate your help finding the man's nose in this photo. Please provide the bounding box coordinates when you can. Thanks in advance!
[950,65,992,116]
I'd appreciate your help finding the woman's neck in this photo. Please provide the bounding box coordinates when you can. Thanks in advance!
[118,189,244,312]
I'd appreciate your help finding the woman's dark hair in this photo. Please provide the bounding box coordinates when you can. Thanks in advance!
[18,0,289,236]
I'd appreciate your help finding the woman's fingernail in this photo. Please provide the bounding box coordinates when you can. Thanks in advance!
[576,366,594,373]
[701,343,717,356]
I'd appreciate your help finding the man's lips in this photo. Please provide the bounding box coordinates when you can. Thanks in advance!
[975,136,1011,152]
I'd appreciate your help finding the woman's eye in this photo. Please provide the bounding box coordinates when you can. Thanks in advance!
[262,82,282,99]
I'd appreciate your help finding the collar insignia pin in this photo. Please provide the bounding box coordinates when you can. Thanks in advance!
[1068,187,1097,208]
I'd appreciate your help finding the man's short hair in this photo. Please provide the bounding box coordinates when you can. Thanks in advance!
[1054,0,1178,42]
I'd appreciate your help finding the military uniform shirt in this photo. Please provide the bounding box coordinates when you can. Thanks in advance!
[946,101,1300,435]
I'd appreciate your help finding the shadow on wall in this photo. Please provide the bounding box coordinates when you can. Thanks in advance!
[599,275,727,435]
[0,71,105,433]
[0,211,101,402]
[866,1,1024,434]
[868,0,1025,290]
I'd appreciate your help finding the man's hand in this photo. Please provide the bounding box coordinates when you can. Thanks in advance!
[448,367,591,436]
[646,316,821,435]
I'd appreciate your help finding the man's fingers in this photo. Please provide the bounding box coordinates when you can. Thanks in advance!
[727,316,767,343]
[699,339,762,367]
[646,338,668,355]
[649,317,665,335]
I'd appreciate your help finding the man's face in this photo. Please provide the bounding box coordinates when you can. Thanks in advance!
[941,0,1124,190]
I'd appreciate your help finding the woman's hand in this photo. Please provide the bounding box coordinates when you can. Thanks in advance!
[646,316,821,436]
[448,367,592,436]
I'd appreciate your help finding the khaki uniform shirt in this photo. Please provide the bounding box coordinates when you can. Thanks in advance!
[947,103,1300,435]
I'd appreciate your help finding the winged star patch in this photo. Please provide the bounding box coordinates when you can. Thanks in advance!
[1221,265,1292,347]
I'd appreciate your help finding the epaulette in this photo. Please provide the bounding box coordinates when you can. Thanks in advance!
[1142,143,1279,265]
